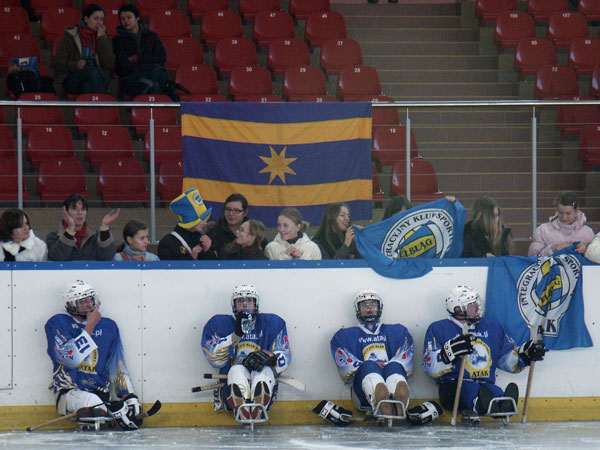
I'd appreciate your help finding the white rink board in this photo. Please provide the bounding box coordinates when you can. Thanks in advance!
[0,261,599,407]
[0,266,11,390]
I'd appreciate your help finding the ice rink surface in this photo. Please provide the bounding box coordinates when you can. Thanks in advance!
[2,422,600,449]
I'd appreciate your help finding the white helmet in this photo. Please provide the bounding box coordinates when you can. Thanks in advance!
[354,289,383,324]
[445,285,482,323]
[231,284,259,315]
[63,280,98,318]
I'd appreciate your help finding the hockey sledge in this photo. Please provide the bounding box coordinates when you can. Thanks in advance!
[234,403,269,431]
[75,414,114,431]
[484,396,519,425]
[372,399,407,427]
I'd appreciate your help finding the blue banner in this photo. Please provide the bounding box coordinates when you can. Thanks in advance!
[354,198,466,279]
[485,246,592,350]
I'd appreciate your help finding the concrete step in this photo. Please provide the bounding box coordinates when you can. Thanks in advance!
[381,82,517,99]
[377,69,500,83]
[427,155,563,173]
[361,41,480,56]
[344,16,462,28]
[349,28,478,42]
[333,3,460,17]
[367,55,497,70]
[436,172,584,193]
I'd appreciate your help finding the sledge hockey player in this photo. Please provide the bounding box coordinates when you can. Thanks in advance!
[202,284,292,420]
[325,289,441,426]
[423,285,546,417]
[45,280,142,430]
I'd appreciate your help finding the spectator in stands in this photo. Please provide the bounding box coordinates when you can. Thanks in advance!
[112,4,167,97]
[0,209,47,262]
[528,191,595,257]
[313,203,361,259]
[462,196,512,258]
[265,208,321,260]
[53,4,114,96]
[114,219,159,261]
[585,232,600,263]
[46,194,118,261]
[382,196,412,220]
[219,219,267,260]
[158,188,216,260]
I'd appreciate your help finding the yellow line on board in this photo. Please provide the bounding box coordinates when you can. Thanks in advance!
[2,398,599,430]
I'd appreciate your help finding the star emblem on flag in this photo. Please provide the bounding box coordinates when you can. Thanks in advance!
[259,146,297,184]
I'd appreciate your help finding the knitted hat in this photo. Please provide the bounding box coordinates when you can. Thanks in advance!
[169,189,212,229]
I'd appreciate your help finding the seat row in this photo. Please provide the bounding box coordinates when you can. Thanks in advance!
[477,0,600,24]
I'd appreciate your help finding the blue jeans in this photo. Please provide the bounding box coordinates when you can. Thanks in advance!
[63,64,107,95]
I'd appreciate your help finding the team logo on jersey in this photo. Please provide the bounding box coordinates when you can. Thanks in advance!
[380,208,454,259]
[362,343,387,362]
[466,340,491,378]
[516,255,580,337]
[79,349,98,374]
[236,341,260,363]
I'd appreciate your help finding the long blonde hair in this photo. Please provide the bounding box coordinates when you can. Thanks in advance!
[471,196,512,255]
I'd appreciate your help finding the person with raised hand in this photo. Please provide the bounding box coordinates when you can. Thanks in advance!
[313,203,361,259]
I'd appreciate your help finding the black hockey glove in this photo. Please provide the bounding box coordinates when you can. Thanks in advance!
[234,311,250,337]
[406,401,443,426]
[242,350,277,372]
[519,339,546,365]
[441,333,476,365]
[312,400,353,427]
[108,400,140,431]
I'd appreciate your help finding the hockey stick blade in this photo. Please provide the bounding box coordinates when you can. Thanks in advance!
[142,400,162,418]
[203,373,306,391]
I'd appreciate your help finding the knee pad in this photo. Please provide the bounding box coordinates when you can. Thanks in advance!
[227,364,251,400]
[58,390,106,415]
[361,372,386,409]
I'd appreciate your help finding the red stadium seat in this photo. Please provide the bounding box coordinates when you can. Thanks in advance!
[253,11,295,48]
[320,38,363,76]
[268,38,310,76]
[228,65,273,101]
[143,125,182,167]
[282,65,327,101]
[243,94,284,102]
[528,0,568,22]
[19,93,63,134]
[289,0,331,22]
[0,156,28,201]
[130,94,178,136]
[175,64,219,101]
[579,0,600,21]
[590,65,600,98]
[136,0,178,19]
[37,157,89,202]
[337,65,381,101]
[26,126,75,167]
[0,6,30,35]
[547,12,589,48]
[305,11,347,49]
[158,158,183,201]
[73,93,120,136]
[41,7,81,46]
[0,33,40,73]
[148,9,191,39]
[0,107,3,122]
[240,0,280,22]
[103,7,121,38]
[534,65,579,99]
[301,94,339,102]
[185,94,229,103]
[83,0,125,11]
[163,37,204,75]
[372,125,419,168]
[31,0,71,18]
[514,37,557,77]
[188,0,229,21]
[214,37,258,77]
[556,95,600,138]
[0,124,15,159]
[494,12,536,51]
[85,126,134,168]
[372,163,385,205]
[579,123,600,168]
[568,38,600,76]
[362,95,399,127]
[97,158,150,203]
[201,10,243,48]
[475,0,516,24]
[391,157,443,202]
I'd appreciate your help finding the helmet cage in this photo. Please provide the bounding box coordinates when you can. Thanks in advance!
[354,290,383,324]
[231,284,259,315]
[64,280,98,318]
[445,285,482,323]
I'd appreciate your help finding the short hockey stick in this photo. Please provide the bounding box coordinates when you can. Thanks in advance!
[451,323,469,426]
[191,382,225,393]
[203,373,306,391]
[522,319,544,424]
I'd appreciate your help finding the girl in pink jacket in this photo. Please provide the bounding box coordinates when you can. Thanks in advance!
[528,191,595,257]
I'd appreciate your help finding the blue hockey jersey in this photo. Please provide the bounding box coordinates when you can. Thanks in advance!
[45,313,134,397]
[330,323,414,383]
[202,313,291,374]
[423,317,525,384]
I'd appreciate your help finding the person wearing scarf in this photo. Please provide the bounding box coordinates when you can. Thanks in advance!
[53,4,114,96]
[0,209,47,262]
[112,4,167,96]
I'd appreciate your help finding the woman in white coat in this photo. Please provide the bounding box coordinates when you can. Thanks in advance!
[265,208,321,260]
[0,209,47,262]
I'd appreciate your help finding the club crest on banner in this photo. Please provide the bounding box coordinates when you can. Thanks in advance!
[381,208,454,259]
[516,254,581,337]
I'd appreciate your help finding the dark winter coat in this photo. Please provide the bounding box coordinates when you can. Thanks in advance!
[112,25,166,78]
[157,226,217,260]
[46,222,115,261]
[218,242,267,260]
[461,221,512,257]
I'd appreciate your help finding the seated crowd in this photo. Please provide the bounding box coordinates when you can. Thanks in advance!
[2,189,599,264]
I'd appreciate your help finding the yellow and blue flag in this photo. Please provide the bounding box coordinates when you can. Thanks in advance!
[181,102,373,225]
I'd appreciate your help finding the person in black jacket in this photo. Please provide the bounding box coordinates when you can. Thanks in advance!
[219,220,267,260]
[461,196,512,258]
[112,4,167,96]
